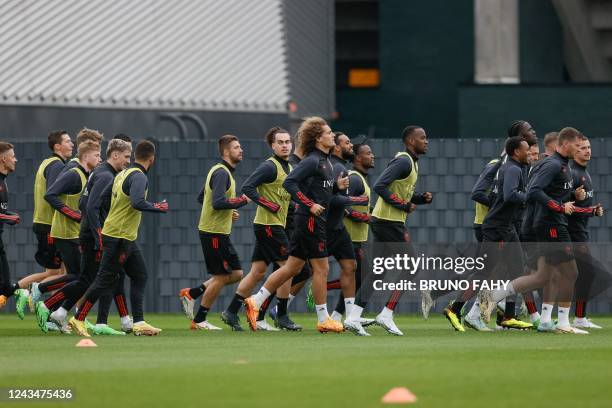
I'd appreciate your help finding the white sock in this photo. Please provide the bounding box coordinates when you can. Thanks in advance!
[288,294,295,307]
[252,287,272,309]
[379,306,393,319]
[349,304,364,321]
[530,312,541,322]
[330,310,343,321]
[134,320,144,324]
[52,307,67,320]
[315,304,329,323]
[491,284,516,304]
[95,323,108,328]
[557,306,570,327]
[344,297,355,317]
[541,303,554,323]
[467,300,481,320]
[120,316,132,325]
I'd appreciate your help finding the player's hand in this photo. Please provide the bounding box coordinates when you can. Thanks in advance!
[575,185,586,201]
[232,210,240,221]
[310,203,325,216]
[336,175,349,190]
[408,203,417,213]
[564,201,575,215]
[423,192,433,203]
[595,204,604,217]
[154,200,169,212]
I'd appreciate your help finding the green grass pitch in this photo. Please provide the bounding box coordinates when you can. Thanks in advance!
[1,313,611,407]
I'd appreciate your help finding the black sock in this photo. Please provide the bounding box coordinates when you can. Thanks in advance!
[504,302,515,319]
[335,294,346,315]
[277,298,288,317]
[194,305,210,323]
[227,294,245,314]
[450,301,464,315]
[10,282,19,295]
[189,284,206,300]
[258,293,276,320]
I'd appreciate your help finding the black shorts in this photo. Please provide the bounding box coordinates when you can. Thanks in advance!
[289,215,327,260]
[199,231,242,275]
[569,230,589,243]
[536,225,574,264]
[370,218,411,243]
[54,238,81,276]
[327,227,355,261]
[251,224,289,264]
[34,227,62,269]
[519,231,539,271]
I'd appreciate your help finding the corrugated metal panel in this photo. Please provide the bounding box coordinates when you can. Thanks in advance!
[283,0,335,118]
[0,0,290,112]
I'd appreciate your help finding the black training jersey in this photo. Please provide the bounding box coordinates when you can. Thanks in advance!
[326,155,368,231]
[79,162,118,246]
[568,162,595,237]
[0,173,20,230]
[482,158,526,232]
[283,148,335,221]
[527,152,593,227]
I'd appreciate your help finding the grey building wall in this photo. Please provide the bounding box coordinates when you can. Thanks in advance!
[2,138,612,315]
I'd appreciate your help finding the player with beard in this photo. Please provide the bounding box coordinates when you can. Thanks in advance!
[244,117,347,333]
[348,126,432,336]
[179,135,249,330]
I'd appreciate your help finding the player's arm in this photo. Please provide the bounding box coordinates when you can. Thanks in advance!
[344,173,369,223]
[241,160,280,213]
[373,156,412,212]
[209,168,248,210]
[503,166,526,204]
[126,172,167,213]
[471,160,499,206]
[526,161,565,213]
[86,173,113,249]
[44,159,66,191]
[45,170,82,222]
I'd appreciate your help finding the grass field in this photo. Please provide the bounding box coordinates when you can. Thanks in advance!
[1,313,611,408]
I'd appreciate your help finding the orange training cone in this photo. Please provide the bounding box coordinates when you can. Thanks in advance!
[76,339,97,347]
[381,387,417,404]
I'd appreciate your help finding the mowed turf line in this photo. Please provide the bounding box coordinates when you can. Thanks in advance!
[1,314,611,408]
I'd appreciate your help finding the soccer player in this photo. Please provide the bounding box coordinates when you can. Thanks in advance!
[0,142,23,309]
[568,136,605,329]
[347,126,432,336]
[179,135,249,330]
[13,130,73,319]
[461,137,533,331]
[69,140,168,336]
[483,127,600,334]
[336,143,376,331]
[32,140,101,326]
[57,128,104,175]
[220,127,299,331]
[244,116,346,333]
[38,139,133,335]
[324,132,370,335]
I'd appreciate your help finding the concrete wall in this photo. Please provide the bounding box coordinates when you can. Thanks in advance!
[2,138,612,315]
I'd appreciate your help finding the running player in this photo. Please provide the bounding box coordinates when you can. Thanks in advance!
[220,127,299,331]
[0,142,22,309]
[337,143,376,332]
[13,131,73,319]
[483,128,600,334]
[568,136,605,329]
[347,126,432,336]
[244,117,346,333]
[38,139,133,334]
[179,135,249,330]
[32,140,101,325]
[324,132,370,335]
[69,140,168,336]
